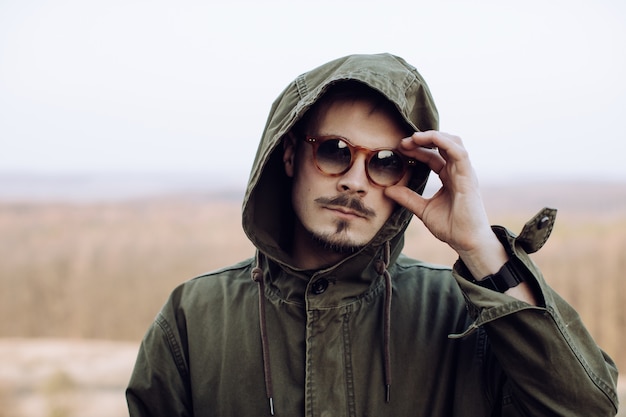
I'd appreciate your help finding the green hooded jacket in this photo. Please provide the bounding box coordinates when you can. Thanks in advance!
[126,53,619,416]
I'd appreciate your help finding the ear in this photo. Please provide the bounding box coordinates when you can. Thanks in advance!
[283,133,296,178]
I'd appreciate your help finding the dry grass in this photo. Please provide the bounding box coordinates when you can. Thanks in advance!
[0,198,254,340]
[0,182,624,416]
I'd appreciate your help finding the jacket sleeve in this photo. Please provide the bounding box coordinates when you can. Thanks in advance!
[126,307,193,417]
[452,208,620,416]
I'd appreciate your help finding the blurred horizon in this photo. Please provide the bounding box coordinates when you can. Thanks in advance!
[2,169,626,204]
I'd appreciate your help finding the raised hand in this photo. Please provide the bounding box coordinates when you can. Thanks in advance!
[385,131,537,304]
[386,131,495,256]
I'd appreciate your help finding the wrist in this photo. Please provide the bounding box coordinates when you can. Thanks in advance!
[457,231,509,279]
[457,227,538,304]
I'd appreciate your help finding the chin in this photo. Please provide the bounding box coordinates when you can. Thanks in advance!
[309,228,369,255]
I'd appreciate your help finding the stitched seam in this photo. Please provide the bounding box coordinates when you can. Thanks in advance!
[305,309,316,417]
[296,74,308,99]
[548,306,619,410]
[342,305,356,417]
[155,313,189,379]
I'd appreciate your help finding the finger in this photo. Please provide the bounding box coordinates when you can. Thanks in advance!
[384,185,427,218]
[400,131,439,150]
[402,131,467,163]
[399,132,446,173]
[403,131,474,179]
[406,145,446,175]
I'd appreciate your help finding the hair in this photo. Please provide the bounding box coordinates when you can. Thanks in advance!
[293,80,414,138]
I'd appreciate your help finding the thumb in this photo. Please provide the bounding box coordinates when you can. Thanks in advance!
[384,185,427,219]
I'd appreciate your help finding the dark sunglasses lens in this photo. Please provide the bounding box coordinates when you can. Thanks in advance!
[369,150,405,185]
[316,139,352,174]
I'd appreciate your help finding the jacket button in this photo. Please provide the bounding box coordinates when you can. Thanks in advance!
[311,279,329,295]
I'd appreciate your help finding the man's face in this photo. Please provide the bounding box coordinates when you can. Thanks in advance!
[284,99,410,261]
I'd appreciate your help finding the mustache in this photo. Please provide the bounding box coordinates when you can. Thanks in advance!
[315,194,376,218]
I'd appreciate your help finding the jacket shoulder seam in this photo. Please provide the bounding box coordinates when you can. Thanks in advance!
[189,257,255,281]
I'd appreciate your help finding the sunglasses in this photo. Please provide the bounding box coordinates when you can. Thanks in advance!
[304,135,416,187]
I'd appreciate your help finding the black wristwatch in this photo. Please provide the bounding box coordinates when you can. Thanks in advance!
[472,259,525,292]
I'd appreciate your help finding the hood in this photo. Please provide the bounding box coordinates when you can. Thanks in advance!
[242,53,439,271]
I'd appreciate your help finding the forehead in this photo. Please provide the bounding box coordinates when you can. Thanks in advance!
[313,99,411,149]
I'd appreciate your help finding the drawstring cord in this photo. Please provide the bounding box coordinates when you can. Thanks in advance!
[252,242,393,413]
[251,255,275,415]
[375,241,393,403]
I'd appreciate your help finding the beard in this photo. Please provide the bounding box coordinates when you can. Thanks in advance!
[307,219,365,255]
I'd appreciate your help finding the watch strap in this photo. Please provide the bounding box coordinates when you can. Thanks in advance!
[473,259,524,292]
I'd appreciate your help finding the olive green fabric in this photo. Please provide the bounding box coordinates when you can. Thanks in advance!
[127,53,619,416]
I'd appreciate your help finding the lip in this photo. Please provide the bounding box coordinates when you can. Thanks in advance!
[324,205,367,219]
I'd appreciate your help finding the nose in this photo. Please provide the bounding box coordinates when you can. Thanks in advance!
[337,153,369,194]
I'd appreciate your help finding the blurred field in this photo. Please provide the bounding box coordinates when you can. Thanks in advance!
[0,180,625,416]
[0,338,137,417]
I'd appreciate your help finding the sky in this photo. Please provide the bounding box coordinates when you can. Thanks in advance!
[1,0,625,189]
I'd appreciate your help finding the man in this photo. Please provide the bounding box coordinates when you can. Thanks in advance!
[126,53,619,416]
